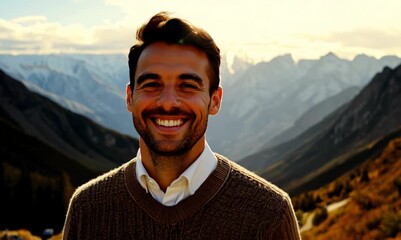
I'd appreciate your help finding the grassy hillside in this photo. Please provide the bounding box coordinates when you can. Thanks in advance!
[293,136,401,239]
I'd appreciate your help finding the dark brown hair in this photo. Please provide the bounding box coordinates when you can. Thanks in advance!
[128,12,221,95]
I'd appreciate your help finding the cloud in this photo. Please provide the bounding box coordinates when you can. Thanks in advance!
[326,28,401,50]
[12,16,48,24]
[0,16,133,54]
[1,3,401,62]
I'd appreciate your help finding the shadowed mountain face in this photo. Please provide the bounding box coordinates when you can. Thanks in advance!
[0,69,139,234]
[0,69,139,173]
[239,64,401,196]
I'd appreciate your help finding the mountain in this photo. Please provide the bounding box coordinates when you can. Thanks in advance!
[240,63,401,196]
[208,53,401,160]
[238,96,349,174]
[220,54,253,87]
[0,54,136,137]
[1,53,400,162]
[0,53,252,141]
[295,133,401,239]
[265,86,361,148]
[0,69,139,234]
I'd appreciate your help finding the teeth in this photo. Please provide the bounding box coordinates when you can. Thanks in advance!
[156,119,183,127]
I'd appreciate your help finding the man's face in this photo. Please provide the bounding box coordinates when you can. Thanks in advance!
[126,42,222,157]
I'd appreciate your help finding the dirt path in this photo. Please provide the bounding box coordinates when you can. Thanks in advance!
[300,198,349,232]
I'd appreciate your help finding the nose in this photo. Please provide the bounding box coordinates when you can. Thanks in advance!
[157,85,180,110]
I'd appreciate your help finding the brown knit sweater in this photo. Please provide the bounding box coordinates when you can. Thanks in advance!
[62,154,301,240]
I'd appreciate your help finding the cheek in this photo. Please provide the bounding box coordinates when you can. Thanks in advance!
[190,96,211,118]
[131,96,150,116]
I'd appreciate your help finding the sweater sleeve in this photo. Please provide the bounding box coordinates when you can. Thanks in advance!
[62,196,78,240]
[276,203,302,240]
[258,194,302,240]
[272,195,302,240]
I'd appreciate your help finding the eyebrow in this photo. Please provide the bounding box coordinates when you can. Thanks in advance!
[136,73,204,86]
[136,73,160,85]
[179,73,204,86]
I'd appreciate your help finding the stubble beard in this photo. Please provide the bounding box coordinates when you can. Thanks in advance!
[132,109,208,167]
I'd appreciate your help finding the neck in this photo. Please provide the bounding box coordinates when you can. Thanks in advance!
[140,140,205,192]
[148,152,190,191]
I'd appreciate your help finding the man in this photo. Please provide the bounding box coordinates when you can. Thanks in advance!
[62,12,301,240]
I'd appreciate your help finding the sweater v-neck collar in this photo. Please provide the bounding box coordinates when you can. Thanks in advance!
[124,154,231,224]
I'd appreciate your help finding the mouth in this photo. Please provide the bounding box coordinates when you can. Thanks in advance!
[155,118,185,127]
[143,108,193,132]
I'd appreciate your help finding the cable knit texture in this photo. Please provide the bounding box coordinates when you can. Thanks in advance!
[62,154,301,240]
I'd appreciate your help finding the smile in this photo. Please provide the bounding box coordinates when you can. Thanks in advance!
[155,118,184,127]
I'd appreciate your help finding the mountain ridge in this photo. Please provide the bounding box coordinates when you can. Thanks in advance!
[244,63,401,195]
[2,53,400,161]
[209,53,401,160]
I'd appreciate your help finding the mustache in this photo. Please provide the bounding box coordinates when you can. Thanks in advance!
[142,107,194,118]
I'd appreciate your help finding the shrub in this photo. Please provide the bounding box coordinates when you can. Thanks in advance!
[351,190,375,210]
[297,192,316,212]
[295,209,304,226]
[359,169,369,183]
[380,211,401,238]
[312,206,328,226]
[394,177,401,195]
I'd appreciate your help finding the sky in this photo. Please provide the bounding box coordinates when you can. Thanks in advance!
[1,0,401,63]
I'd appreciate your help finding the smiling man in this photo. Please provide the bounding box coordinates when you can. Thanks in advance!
[127,41,222,195]
[62,12,301,240]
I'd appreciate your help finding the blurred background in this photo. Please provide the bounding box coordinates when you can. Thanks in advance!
[1,0,401,239]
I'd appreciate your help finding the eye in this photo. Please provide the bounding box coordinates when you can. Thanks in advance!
[141,81,161,89]
[180,82,199,90]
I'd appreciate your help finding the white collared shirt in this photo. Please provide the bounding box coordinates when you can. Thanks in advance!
[135,142,218,206]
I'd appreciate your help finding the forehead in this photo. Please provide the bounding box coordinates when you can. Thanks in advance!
[136,42,210,79]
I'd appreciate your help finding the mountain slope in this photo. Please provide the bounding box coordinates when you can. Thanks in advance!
[0,112,94,234]
[238,92,351,172]
[0,69,139,234]
[241,63,401,195]
[0,54,134,137]
[0,69,139,173]
[296,134,401,239]
[209,53,401,160]
[266,86,361,148]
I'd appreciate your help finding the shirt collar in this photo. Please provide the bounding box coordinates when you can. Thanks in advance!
[180,142,217,194]
[135,151,150,193]
[135,142,218,195]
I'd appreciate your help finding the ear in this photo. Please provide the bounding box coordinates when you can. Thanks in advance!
[209,86,223,115]
[126,83,134,112]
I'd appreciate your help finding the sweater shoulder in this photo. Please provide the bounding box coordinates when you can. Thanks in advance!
[214,153,297,233]
[69,159,134,204]
[215,153,291,203]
